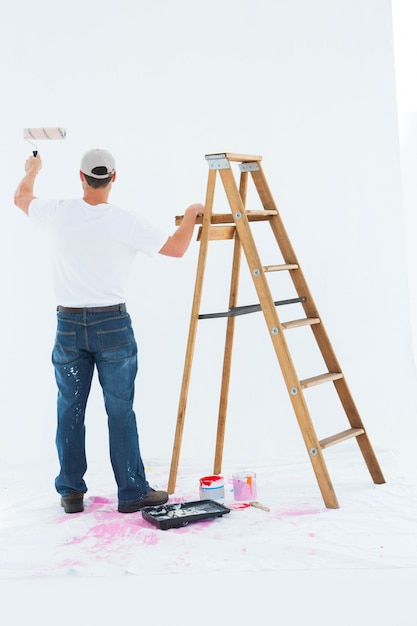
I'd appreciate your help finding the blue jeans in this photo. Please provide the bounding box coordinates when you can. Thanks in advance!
[52,306,150,505]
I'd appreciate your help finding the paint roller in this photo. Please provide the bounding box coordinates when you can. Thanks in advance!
[23,127,66,156]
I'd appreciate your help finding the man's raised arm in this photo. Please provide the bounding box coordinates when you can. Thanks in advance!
[14,154,43,215]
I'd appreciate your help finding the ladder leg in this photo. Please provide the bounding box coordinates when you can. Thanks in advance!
[309,450,340,509]
[333,380,385,484]
[214,172,248,475]
[214,234,242,474]
[357,433,385,483]
[290,391,340,508]
[167,169,216,494]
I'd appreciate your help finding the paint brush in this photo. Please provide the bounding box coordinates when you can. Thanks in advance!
[249,501,270,512]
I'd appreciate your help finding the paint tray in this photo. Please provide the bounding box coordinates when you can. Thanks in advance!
[141,499,231,530]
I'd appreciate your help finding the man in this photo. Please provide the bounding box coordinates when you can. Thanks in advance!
[14,148,204,514]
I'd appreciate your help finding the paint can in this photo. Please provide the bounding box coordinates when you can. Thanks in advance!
[199,475,225,503]
[232,471,257,501]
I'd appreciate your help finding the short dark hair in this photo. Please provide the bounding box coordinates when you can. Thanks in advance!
[83,172,114,188]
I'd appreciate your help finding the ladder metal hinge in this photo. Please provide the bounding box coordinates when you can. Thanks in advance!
[239,162,260,172]
[206,154,230,170]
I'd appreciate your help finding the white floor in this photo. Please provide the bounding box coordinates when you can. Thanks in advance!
[3,569,416,625]
[1,447,416,623]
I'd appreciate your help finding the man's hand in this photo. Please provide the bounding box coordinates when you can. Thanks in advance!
[25,154,43,176]
[184,203,205,219]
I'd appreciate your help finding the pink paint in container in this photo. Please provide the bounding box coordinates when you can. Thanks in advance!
[199,475,225,503]
[232,471,257,501]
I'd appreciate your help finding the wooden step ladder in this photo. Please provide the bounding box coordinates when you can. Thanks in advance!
[167,152,385,509]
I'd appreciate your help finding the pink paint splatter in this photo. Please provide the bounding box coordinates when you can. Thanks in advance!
[279,508,323,517]
[90,496,110,504]
[86,496,111,512]
[143,533,160,546]
[86,521,128,544]
[59,504,164,554]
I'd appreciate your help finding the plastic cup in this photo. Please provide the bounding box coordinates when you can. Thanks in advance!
[232,471,257,501]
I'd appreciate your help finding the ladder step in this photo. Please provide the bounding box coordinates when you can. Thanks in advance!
[300,372,344,388]
[263,263,299,272]
[319,428,365,449]
[281,317,320,330]
[245,210,278,218]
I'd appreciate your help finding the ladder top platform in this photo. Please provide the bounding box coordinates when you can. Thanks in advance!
[205,152,263,163]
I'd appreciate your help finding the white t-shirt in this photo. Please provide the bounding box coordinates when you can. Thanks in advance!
[29,198,169,307]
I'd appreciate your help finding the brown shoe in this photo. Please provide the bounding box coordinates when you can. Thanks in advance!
[118,488,169,513]
[61,493,84,514]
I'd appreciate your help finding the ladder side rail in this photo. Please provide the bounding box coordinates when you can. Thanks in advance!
[219,166,340,508]
[251,166,346,375]
[250,167,320,315]
[264,201,382,475]
[250,165,384,486]
[168,168,217,494]
[249,166,302,265]
[218,168,302,395]
[332,379,385,483]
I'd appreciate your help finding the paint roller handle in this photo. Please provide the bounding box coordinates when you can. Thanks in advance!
[33,150,38,157]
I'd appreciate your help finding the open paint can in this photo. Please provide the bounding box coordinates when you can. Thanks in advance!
[232,471,257,501]
[199,475,225,503]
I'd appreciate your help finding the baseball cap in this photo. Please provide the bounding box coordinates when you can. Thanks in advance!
[80,148,116,179]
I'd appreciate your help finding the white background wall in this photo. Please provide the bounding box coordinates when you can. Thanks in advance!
[1,1,416,483]
[392,0,417,357]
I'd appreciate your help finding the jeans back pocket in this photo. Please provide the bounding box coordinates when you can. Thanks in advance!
[97,327,135,361]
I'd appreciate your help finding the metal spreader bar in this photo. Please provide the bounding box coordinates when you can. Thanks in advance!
[199,296,306,319]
